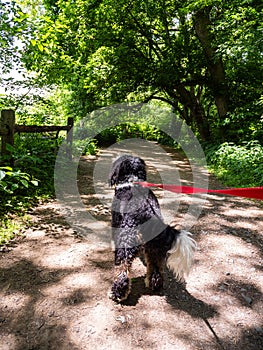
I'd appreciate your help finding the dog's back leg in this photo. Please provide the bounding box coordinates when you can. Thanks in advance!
[144,246,166,290]
[144,226,196,290]
[144,233,170,291]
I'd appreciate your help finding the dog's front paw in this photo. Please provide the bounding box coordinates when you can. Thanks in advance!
[109,272,131,302]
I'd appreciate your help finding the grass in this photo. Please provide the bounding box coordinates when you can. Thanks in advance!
[0,215,31,246]
[205,141,263,187]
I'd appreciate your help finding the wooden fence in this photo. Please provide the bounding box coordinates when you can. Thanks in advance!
[0,109,74,159]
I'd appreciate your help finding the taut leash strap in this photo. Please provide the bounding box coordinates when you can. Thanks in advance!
[136,182,263,200]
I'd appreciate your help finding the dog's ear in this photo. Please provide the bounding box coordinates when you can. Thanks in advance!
[109,155,128,186]
[133,157,147,182]
[109,163,119,186]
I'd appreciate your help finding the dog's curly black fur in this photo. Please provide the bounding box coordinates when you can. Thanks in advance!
[109,155,196,302]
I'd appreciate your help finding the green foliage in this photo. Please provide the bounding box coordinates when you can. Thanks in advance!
[73,139,98,156]
[0,166,38,195]
[0,164,38,215]
[0,217,21,245]
[94,123,174,147]
[72,122,173,155]
[0,215,30,246]
[14,86,72,126]
[205,141,263,187]
[18,0,263,143]
[0,134,59,216]
[0,1,28,72]
[1,81,71,127]
[0,129,101,219]
[13,134,58,191]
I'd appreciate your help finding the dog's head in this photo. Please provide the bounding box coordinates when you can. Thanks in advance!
[109,155,147,186]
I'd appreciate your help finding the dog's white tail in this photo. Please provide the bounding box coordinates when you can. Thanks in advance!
[166,230,197,281]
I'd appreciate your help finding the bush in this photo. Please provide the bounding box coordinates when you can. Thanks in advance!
[0,134,61,216]
[0,165,39,212]
[72,139,98,156]
[94,122,174,147]
[0,166,38,194]
[205,141,263,187]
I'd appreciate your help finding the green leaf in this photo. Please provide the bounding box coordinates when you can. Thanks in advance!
[31,180,39,186]
[0,170,6,181]
[0,166,13,171]
[11,183,19,191]
[31,39,37,46]
[20,179,29,188]
[38,43,44,52]
[6,143,15,152]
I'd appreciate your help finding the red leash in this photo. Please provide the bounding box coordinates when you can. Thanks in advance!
[137,182,263,200]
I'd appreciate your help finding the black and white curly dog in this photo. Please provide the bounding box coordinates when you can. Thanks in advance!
[109,154,196,302]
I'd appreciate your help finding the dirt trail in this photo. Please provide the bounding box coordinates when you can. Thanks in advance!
[0,146,262,350]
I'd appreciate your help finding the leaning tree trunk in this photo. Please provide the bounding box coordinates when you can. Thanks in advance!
[194,7,229,122]
[174,85,211,142]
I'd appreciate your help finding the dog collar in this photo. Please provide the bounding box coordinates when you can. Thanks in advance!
[115,179,146,190]
[115,182,135,189]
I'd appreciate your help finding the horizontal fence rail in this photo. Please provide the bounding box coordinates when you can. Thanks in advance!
[0,109,74,159]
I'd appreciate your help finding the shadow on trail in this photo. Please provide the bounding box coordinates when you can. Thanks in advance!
[213,277,262,308]
[220,327,263,350]
[121,271,217,320]
[0,259,82,350]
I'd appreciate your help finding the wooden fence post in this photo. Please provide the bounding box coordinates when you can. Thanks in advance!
[1,109,15,155]
[66,117,74,160]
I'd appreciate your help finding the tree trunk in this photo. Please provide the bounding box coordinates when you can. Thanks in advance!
[1,109,15,156]
[194,7,229,121]
[168,85,211,142]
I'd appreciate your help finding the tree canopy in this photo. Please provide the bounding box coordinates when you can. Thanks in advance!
[0,1,24,72]
[2,0,263,142]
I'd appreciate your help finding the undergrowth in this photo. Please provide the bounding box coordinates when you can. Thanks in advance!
[94,122,175,147]
[0,134,61,245]
[0,134,59,215]
[205,141,263,187]
[0,216,31,246]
